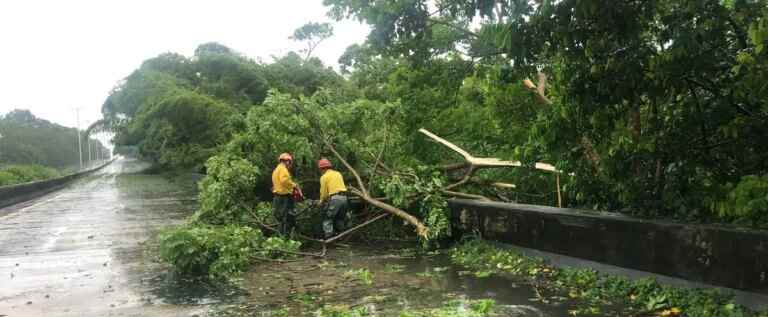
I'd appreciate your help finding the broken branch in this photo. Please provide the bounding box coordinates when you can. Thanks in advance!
[349,187,429,238]
[524,71,552,105]
[323,212,391,244]
[441,189,492,201]
[325,140,369,197]
[419,128,559,173]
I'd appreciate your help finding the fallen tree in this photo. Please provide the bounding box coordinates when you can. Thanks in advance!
[291,95,565,241]
[157,89,571,279]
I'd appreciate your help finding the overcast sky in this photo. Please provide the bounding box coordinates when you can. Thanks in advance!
[0,0,369,130]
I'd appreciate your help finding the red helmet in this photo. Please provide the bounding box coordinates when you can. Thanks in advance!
[278,153,293,162]
[317,158,332,169]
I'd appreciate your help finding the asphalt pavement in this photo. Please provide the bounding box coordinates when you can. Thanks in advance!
[0,159,204,317]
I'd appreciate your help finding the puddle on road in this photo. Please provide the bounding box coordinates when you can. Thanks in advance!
[142,243,576,316]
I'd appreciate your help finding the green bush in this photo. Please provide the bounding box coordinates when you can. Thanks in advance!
[713,174,768,226]
[192,154,262,225]
[0,164,62,186]
[158,224,300,279]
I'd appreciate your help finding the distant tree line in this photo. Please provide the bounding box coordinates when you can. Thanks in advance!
[0,109,108,171]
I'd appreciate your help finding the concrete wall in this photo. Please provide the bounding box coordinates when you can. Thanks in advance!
[0,161,113,209]
[449,199,768,293]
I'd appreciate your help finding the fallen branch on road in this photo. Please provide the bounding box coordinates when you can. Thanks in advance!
[323,212,390,244]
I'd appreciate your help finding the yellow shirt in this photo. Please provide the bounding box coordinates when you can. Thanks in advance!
[271,163,295,195]
[319,169,347,202]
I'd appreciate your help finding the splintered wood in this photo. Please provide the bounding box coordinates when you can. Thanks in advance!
[417,128,560,174]
[418,128,563,207]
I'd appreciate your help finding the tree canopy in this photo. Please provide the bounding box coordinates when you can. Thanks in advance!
[291,22,335,59]
[324,0,768,223]
[101,43,347,171]
[106,1,768,239]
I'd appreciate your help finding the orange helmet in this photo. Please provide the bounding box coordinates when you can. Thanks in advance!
[317,158,332,169]
[278,153,293,162]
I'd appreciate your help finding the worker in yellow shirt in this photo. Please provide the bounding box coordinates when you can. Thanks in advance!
[317,158,348,239]
[272,153,297,235]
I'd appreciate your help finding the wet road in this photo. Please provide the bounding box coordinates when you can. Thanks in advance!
[0,159,203,317]
[0,159,594,316]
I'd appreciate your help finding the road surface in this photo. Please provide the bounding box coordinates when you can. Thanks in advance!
[0,159,204,317]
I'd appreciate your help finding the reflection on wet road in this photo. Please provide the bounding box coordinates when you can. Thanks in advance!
[0,159,201,317]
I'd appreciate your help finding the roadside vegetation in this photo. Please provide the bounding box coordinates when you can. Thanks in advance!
[450,239,767,317]
[0,164,62,187]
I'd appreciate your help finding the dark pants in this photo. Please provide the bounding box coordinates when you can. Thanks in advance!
[272,194,295,235]
[323,195,349,238]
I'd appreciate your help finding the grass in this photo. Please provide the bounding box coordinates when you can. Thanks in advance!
[0,164,61,186]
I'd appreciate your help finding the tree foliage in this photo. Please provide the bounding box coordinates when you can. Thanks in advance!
[109,2,768,280]
[324,0,768,223]
[159,224,300,279]
[102,43,345,170]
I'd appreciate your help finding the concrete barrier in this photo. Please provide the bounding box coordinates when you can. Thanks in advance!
[449,199,768,293]
[0,161,114,209]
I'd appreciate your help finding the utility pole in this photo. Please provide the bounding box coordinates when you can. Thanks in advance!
[76,108,83,170]
[96,136,101,163]
[85,120,93,168]
[88,138,92,168]
[98,133,102,163]
[97,135,102,163]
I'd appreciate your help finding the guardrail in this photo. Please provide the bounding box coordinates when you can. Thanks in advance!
[0,160,115,209]
[449,199,768,293]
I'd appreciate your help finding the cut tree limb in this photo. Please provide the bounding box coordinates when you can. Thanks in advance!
[420,128,565,207]
[492,182,516,189]
[349,187,429,238]
[323,212,391,244]
[523,72,552,105]
[418,128,559,174]
[441,162,470,172]
[442,189,492,201]
[419,129,524,168]
[325,140,370,197]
